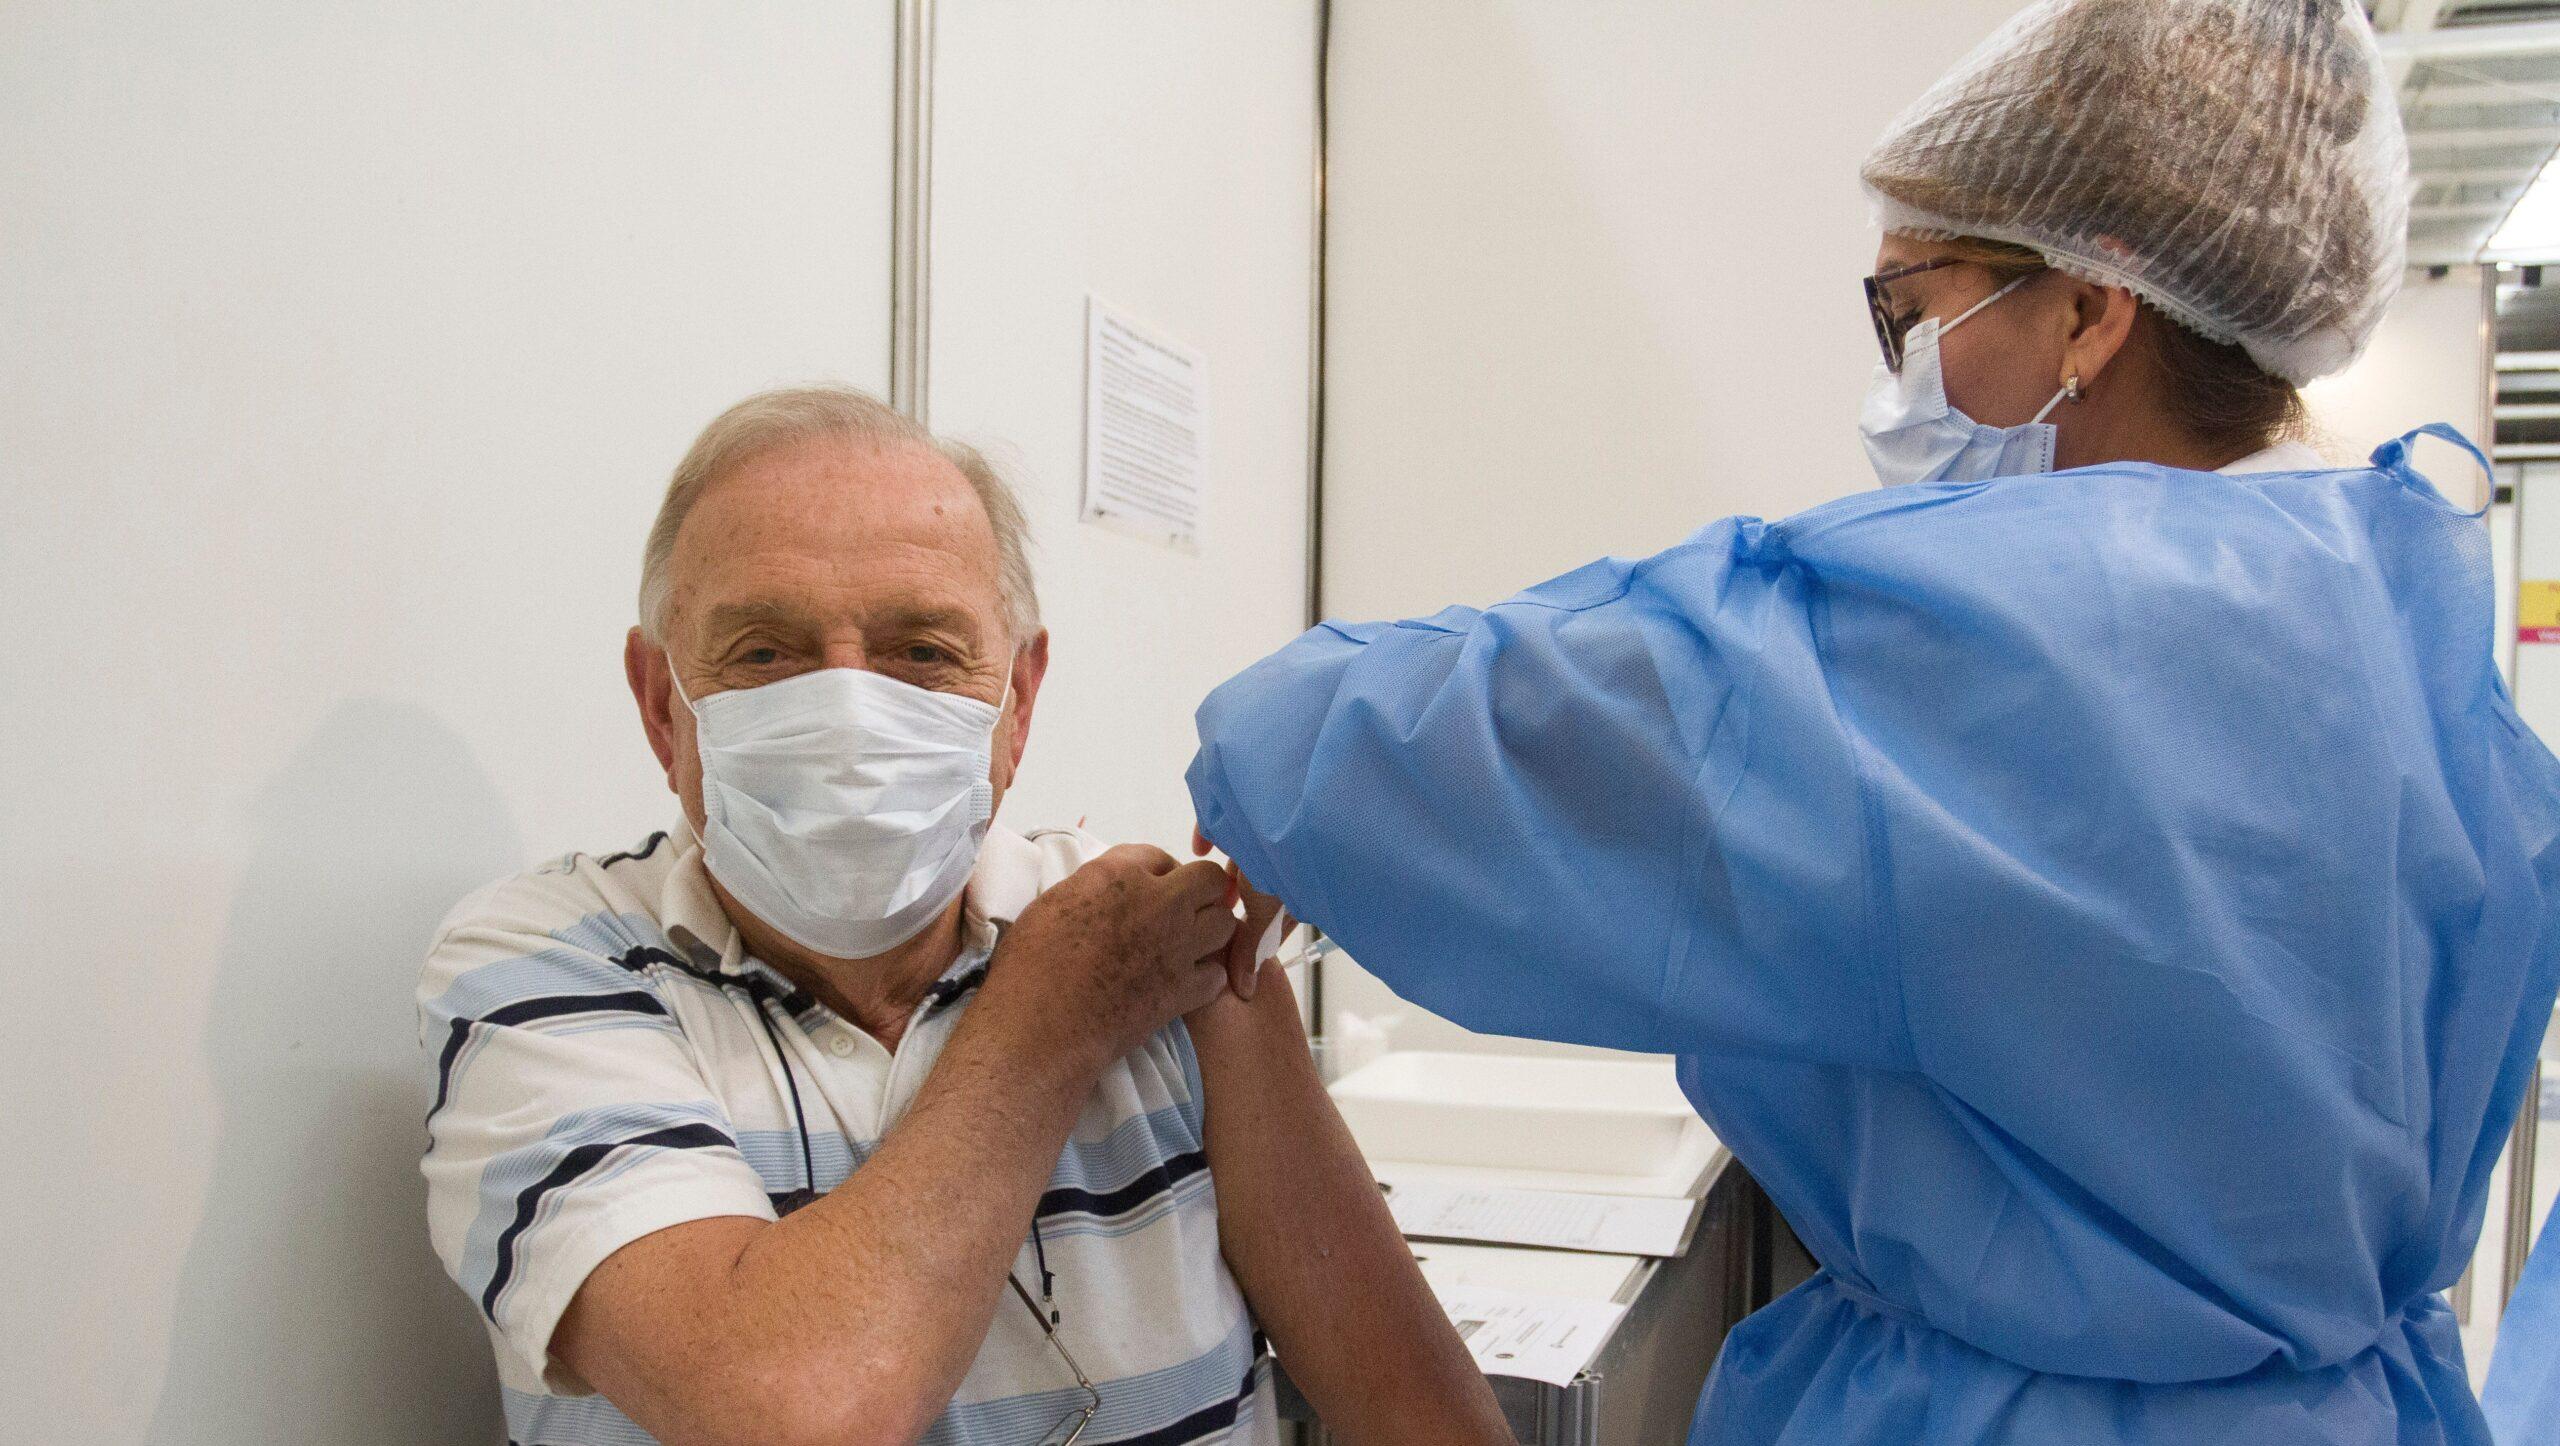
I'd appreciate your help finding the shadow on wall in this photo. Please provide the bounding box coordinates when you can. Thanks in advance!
[145,698,521,1446]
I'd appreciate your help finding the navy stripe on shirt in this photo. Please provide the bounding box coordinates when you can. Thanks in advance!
[1038,1148,1209,1225]
[1102,1362,1266,1446]
[428,989,671,1126]
[480,1121,736,1321]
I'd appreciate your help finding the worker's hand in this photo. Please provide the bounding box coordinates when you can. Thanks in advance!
[983,843,1238,1078]
[1192,827,1292,1004]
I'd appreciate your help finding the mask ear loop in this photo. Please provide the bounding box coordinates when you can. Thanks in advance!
[1941,272,2035,337]
[1935,271,2077,433]
[2029,373,2083,426]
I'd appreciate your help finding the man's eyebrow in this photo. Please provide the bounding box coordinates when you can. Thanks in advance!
[694,599,988,640]
[695,599,809,638]
[884,604,980,633]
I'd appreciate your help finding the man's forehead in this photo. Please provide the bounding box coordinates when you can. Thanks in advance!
[666,434,1005,629]
[688,433,986,537]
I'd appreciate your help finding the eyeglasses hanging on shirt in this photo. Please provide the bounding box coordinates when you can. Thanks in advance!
[1013,1262,1101,1446]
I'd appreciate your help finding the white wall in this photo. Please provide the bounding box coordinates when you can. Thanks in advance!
[2303,266,2493,489]
[931,0,1319,855]
[1317,0,2033,1053]
[0,4,898,1440]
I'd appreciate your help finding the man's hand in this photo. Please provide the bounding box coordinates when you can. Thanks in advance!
[982,843,1239,1073]
[1192,828,1290,1003]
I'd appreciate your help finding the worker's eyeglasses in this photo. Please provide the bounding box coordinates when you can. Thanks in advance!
[1869,257,2058,379]
[1010,1266,1100,1445]
[1864,258,1973,375]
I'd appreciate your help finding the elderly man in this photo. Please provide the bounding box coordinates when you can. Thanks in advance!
[418,386,1507,1446]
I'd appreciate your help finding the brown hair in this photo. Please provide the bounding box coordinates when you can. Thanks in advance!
[1927,235,2304,458]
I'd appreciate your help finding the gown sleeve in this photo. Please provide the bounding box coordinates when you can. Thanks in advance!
[1186,518,1912,1068]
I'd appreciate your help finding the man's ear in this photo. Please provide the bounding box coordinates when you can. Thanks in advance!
[2062,278,2142,394]
[1003,629,1052,777]
[625,628,679,781]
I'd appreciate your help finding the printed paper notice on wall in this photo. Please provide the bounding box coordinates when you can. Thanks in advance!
[2523,581,2560,644]
[1082,296,1207,552]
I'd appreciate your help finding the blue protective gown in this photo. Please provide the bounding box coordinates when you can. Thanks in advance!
[1187,430,2560,1444]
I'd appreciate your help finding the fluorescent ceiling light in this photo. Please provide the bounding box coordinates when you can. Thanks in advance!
[2486,149,2560,258]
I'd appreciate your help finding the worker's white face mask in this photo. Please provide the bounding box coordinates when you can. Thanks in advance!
[1860,274,2072,489]
[676,665,1005,960]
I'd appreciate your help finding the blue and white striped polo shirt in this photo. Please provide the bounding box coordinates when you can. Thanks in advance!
[417,820,1276,1446]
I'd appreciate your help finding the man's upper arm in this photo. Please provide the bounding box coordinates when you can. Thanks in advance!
[1189,965,1515,1443]
[551,1214,770,1412]
[1184,963,1386,1262]
[418,897,774,1393]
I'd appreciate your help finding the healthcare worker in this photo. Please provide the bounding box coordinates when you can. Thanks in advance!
[1188,1,2560,1442]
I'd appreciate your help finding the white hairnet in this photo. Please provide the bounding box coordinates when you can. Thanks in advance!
[1861,0,2411,385]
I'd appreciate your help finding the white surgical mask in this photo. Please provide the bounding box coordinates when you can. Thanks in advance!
[1860,274,2073,489]
[676,665,1006,960]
